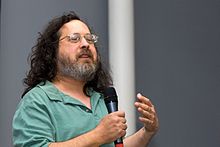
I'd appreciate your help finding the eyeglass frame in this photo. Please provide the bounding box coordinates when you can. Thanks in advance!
[59,33,98,44]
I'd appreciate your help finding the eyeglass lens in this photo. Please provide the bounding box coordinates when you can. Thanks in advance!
[68,33,98,44]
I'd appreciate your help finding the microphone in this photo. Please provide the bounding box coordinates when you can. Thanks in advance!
[103,87,124,147]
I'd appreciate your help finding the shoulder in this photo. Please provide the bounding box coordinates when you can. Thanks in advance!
[22,85,49,106]
[13,83,54,123]
[17,81,56,112]
[21,81,61,106]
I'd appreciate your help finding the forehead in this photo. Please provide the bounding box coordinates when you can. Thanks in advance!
[60,20,91,35]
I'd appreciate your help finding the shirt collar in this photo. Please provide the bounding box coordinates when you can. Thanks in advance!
[37,81,63,101]
[37,80,102,106]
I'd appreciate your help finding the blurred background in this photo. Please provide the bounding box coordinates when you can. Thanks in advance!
[1,0,220,146]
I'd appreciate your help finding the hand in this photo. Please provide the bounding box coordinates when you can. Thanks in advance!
[134,93,159,133]
[94,111,127,144]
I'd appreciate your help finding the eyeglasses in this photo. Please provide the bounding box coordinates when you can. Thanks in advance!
[60,33,98,44]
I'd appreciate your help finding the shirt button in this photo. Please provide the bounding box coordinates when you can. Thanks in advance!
[86,109,89,112]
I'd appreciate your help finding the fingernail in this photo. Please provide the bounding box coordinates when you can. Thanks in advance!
[137,93,142,97]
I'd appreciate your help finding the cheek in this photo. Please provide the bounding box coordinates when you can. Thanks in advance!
[59,46,78,60]
[60,42,79,52]
[67,45,79,53]
[64,46,79,56]
[91,47,98,61]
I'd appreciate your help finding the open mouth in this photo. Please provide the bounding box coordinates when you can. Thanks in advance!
[79,54,91,58]
[77,53,94,62]
[77,50,94,61]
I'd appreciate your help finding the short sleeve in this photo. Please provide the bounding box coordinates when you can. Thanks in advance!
[12,92,55,147]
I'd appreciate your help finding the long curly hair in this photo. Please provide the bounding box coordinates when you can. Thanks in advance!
[22,11,112,97]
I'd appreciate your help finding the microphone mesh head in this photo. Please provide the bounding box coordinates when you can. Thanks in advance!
[103,87,118,102]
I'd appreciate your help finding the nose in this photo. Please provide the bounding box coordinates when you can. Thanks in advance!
[80,37,89,49]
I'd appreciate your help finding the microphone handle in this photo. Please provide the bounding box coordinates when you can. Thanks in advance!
[115,139,124,147]
[105,101,118,113]
[115,143,124,147]
[105,101,124,147]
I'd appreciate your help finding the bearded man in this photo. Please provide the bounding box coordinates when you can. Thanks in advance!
[12,11,159,147]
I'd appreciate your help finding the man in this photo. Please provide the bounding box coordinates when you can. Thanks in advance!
[13,11,159,147]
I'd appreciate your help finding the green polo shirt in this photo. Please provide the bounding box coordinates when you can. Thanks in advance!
[12,81,114,147]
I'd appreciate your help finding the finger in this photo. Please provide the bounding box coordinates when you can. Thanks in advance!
[135,102,155,113]
[113,111,125,117]
[137,107,155,120]
[138,116,153,125]
[117,117,127,124]
[140,116,159,132]
[121,123,127,130]
[119,129,127,138]
[122,118,127,124]
[115,124,127,137]
[109,113,126,124]
[137,93,153,107]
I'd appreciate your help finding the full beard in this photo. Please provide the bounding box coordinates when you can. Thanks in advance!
[57,53,98,82]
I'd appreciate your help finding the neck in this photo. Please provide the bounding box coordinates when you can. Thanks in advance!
[52,75,87,97]
[52,75,92,109]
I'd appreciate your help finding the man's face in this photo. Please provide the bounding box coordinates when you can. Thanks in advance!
[57,20,99,81]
